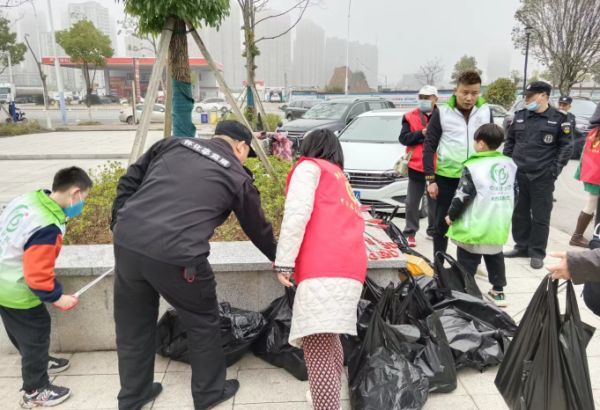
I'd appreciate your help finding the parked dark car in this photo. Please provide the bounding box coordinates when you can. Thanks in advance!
[503,97,597,159]
[282,97,395,150]
[280,99,318,121]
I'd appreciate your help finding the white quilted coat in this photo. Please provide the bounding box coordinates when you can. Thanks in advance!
[275,161,362,348]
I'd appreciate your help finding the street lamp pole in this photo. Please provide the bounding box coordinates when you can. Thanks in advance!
[46,0,67,125]
[344,0,352,95]
[523,26,532,94]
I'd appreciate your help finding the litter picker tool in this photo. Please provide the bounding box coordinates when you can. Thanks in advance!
[74,268,114,297]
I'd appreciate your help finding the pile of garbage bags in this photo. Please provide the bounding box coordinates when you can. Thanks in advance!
[156,302,267,367]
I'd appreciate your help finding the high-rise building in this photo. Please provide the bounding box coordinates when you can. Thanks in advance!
[292,19,325,88]
[253,9,292,88]
[191,3,244,90]
[67,1,116,51]
[323,37,346,85]
[6,11,48,87]
[124,35,156,58]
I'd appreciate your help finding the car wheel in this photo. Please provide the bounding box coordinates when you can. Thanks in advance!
[126,116,134,125]
[286,114,292,121]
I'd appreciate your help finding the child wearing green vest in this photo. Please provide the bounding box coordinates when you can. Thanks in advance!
[445,124,517,307]
[0,167,92,408]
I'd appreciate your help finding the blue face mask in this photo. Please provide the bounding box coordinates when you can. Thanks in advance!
[63,193,85,219]
[418,100,433,112]
[525,101,539,111]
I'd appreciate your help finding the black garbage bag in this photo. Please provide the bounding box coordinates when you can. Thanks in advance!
[437,307,509,371]
[251,287,308,381]
[433,290,517,336]
[156,303,267,367]
[388,277,458,393]
[349,286,429,410]
[495,277,596,410]
[362,276,384,303]
[434,252,482,298]
[341,298,376,365]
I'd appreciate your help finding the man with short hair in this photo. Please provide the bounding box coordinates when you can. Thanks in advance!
[423,71,492,257]
[503,82,573,269]
[399,85,439,247]
[111,120,277,410]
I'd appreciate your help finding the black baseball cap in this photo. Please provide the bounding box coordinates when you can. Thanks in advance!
[214,120,256,157]
[524,81,552,96]
[558,95,573,104]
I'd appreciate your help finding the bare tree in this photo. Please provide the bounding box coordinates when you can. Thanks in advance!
[513,0,600,94]
[238,0,312,128]
[416,58,443,86]
[0,0,32,7]
[22,34,49,110]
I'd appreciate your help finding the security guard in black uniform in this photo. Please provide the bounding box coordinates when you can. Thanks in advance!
[558,95,578,137]
[111,121,277,410]
[503,82,573,269]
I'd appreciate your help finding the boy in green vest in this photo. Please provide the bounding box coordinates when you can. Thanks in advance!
[445,124,517,307]
[0,167,92,408]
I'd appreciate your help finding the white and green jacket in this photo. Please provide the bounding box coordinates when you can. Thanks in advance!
[447,151,517,246]
[423,95,492,179]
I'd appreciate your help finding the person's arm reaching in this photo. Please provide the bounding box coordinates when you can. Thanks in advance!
[232,179,277,262]
[399,116,425,146]
[423,109,442,176]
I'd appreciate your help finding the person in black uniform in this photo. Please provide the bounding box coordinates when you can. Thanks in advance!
[111,120,277,410]
[503,82,573,269]
[558,95,576,127]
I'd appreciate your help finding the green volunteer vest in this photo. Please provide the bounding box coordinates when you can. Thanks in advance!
[447,151,517,245]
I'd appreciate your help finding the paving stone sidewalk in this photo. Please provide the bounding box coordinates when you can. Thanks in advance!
[1,225,599,410]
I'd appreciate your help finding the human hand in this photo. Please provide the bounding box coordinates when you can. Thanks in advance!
[546,252,571,281]
[277,272,293,287]
[427,182,438,200]
[445,216,452,226]
[422,127,427,136]
[52,294,79,311]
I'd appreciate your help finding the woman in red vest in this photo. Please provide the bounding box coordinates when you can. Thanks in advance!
[399,85,439,247]
[571,105,600,247]
[274,129,367,410]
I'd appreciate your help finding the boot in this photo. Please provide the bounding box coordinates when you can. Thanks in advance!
[570,211,594,248]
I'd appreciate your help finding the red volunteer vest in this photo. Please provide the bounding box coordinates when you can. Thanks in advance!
[580,128,600,185]
[286,157,367,285]
[404,108,437,173]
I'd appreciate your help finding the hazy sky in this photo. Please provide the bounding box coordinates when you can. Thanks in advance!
[12,0,536,86]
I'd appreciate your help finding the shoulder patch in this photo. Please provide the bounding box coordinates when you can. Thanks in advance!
[561,122,571,135]
[180,139,231,168]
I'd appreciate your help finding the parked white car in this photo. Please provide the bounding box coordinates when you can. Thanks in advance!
[340,109,420,215]
[119,103,166,124]
[194,97,231,113]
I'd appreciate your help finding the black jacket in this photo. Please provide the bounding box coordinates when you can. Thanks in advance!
[111,137,277,266]
[503,106,573,179]
[398,107,437,146]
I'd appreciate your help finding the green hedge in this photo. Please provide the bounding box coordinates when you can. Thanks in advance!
[65,157,291,245]
[0,121,46,137]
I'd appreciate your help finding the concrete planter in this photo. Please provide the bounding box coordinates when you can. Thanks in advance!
[0,241,405,353]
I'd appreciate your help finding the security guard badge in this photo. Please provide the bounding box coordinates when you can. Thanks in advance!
[543,134,554,144]
[561,122,571,135]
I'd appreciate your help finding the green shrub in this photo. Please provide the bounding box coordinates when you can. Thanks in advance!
[220,112,282,132]
[77,121,102,126]
[64,161,125,245]
[213,155,291,241]
[0,120,46,137]
[484,78,517,109]
[66,157,292,244]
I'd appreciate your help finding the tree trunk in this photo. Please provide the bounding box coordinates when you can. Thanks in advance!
[164,60,173,138]
[169,18,191,83]
[243,2,258,125]
[82,63,93,121]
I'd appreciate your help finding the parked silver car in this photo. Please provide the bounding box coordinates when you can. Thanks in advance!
[119,104,166,124]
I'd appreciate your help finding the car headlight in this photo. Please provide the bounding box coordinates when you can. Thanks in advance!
[576,123,589,132]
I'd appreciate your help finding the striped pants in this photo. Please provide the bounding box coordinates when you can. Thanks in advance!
[303,333,343,410]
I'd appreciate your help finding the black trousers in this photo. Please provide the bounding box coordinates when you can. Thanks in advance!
[456,247,507,289]
[403,168,436,237]
[432,175,460,257]
[512,171,556,259]
[114,245,225,410]
[0,303,50,392]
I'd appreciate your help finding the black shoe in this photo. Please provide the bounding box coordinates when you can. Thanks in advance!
[48,356,70,375]
[530,258,544,269]
[503,249,528,258]
[207,380,239,409]
[138,383,162,409]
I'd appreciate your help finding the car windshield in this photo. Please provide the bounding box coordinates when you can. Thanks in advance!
[303,102,349,120]
[570,100,597,118]
[339,115,404,143]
